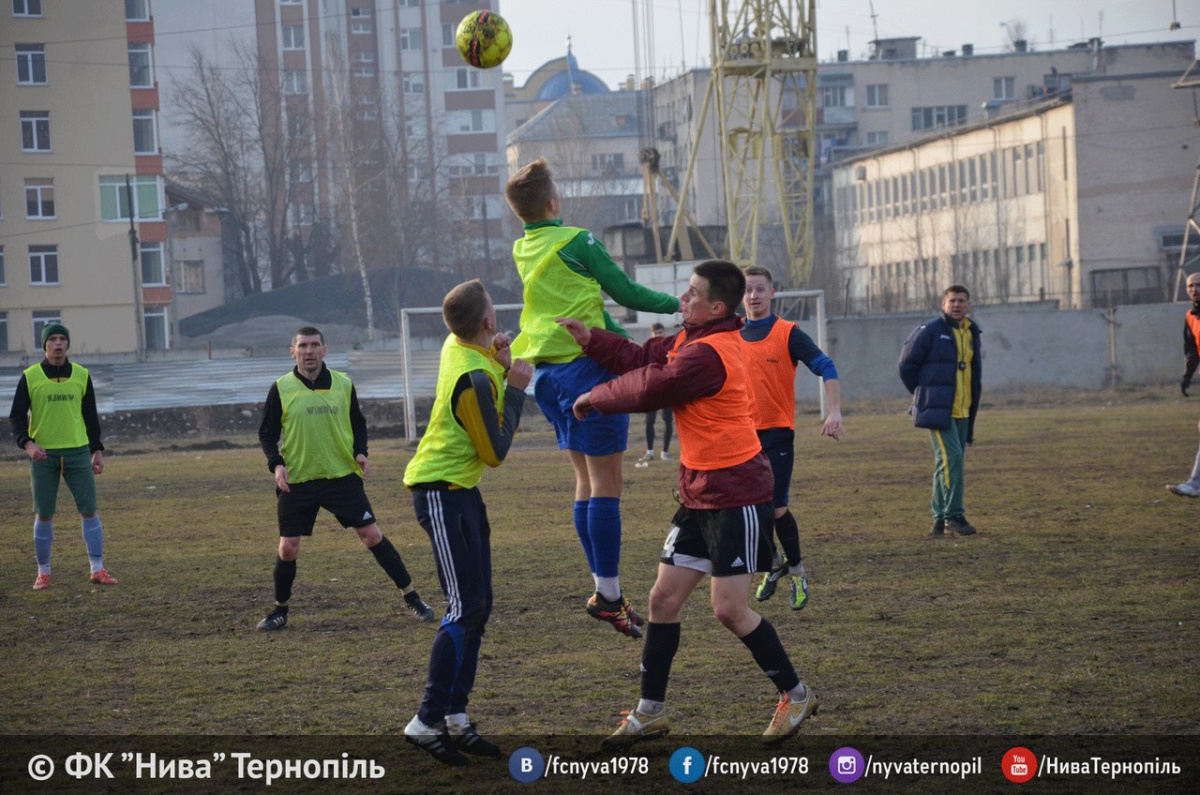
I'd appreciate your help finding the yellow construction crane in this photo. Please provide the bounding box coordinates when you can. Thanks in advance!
[665,0,818,284]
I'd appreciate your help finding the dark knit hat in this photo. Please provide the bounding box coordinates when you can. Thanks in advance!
[40,322,70,348]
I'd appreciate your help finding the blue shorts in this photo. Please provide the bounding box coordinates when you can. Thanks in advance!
[757,428,796,508]
[533,357,629,456]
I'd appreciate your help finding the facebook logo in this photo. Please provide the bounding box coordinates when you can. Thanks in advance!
[669,747,704,783]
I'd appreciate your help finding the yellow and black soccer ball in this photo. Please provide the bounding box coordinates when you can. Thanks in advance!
[455,10,512,70]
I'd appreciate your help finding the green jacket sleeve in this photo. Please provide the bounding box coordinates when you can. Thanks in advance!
[559,231,680,315]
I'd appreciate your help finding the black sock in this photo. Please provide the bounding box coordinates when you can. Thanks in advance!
[370,535,413,591]
[739,618,800,693]
[640,622,681,703]
[775,510,802,568]
[273,557,297,605]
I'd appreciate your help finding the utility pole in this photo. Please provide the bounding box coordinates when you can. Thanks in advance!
[126,174,146,361]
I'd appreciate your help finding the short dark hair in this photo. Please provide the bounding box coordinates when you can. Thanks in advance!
[942,284,970,300]
[443,279,491,338]
[292,326,324,346]
[650,322,665,332]
[694,259,745,317]
[505,158,555,223]
[743,265,773,285]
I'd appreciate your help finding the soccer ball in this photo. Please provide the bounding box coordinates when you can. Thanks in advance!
[455,10,512,70]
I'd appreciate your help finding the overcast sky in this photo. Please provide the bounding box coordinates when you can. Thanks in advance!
[496,0,1197,89]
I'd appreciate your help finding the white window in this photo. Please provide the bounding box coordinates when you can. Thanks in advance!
[25,179,54,218]
[141,242,165,286]
[288,160,313,184]
[821,85,847,107]
[132,109,157,154]
[290,203,315,226]
[403,73,424,93]
[144,307,168,350]
[29,245,58,285]
[355,52,374,63]
[13,0,42,16]
[16,44,47,85]
[591,153,625,173]
[283,69,307,95]
[124,0,149,21]
[352,21,372,34]
[993,76,1016,100]
[400,27,422,50]
[398,0,419,6]
[404,116,425,139]
[279,0,301,4]
[282,24,305,50]
[621,196,642,222]
[353,65,375,77]
[865,131,889,146]
[865,84,888,108]
[447,109,494,133]
[350,6,370,16]
[129,43,153,87]
[179,260,206,293]
[32,311,61,345]
[20,111,50,152]
[453,68,481,90]
[442,24,454,47]
[911,105,967,131]
[0,311,7,351]
[99,175,161,221]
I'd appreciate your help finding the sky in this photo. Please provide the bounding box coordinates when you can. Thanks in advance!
[496,0,1198,90]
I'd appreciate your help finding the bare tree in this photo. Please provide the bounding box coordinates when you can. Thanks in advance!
[168,39,326,294]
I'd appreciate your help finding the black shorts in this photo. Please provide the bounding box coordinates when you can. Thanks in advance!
[758,428,796,508]
[277,474,377,536]
[659,502,775,577]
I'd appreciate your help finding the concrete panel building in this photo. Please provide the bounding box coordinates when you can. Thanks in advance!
[2,0,169,359]
[831,70,1197,312]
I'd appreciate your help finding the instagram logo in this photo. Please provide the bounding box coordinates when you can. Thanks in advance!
[1002,747,1037,784]
[829,746,865,783]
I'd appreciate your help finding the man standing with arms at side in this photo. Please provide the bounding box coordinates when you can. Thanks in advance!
[10,323,117,589]
[1167,271,1200,498]
[256,326,433,630]
[635,323,674,467]
[899,285,982,536]
[741,266,843,609]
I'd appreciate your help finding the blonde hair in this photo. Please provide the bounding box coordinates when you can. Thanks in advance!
[505,158,555,222]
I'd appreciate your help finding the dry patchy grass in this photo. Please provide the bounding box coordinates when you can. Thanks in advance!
[1,389,1197,740]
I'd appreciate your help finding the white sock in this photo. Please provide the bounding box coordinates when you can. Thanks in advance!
[636,699,664,716]
[445,713,469,731]
[596,576,620,602]
[787,683,808,701]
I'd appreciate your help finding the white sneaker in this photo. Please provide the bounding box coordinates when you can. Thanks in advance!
[1167,482,1200,498]
[660,451,673,461]
[637,451,654,462]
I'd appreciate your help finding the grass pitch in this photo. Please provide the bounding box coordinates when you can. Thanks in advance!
[1,388,1197,738]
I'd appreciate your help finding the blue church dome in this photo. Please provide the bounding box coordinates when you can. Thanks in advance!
[534,50,610,100]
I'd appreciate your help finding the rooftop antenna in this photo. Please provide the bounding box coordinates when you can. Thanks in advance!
[868,0,879,44]
[1171,0,1181,30]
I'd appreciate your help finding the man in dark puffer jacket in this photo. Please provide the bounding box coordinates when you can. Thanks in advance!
[898,285,982,537]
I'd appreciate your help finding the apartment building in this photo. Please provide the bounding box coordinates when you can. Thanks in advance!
[831,70,1196,312]
[2,0,169,358]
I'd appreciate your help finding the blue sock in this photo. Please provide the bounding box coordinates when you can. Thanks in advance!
[573,500,596,573]
[81,516,104,572]
[588,497,622,581]
[34,518,53,573]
